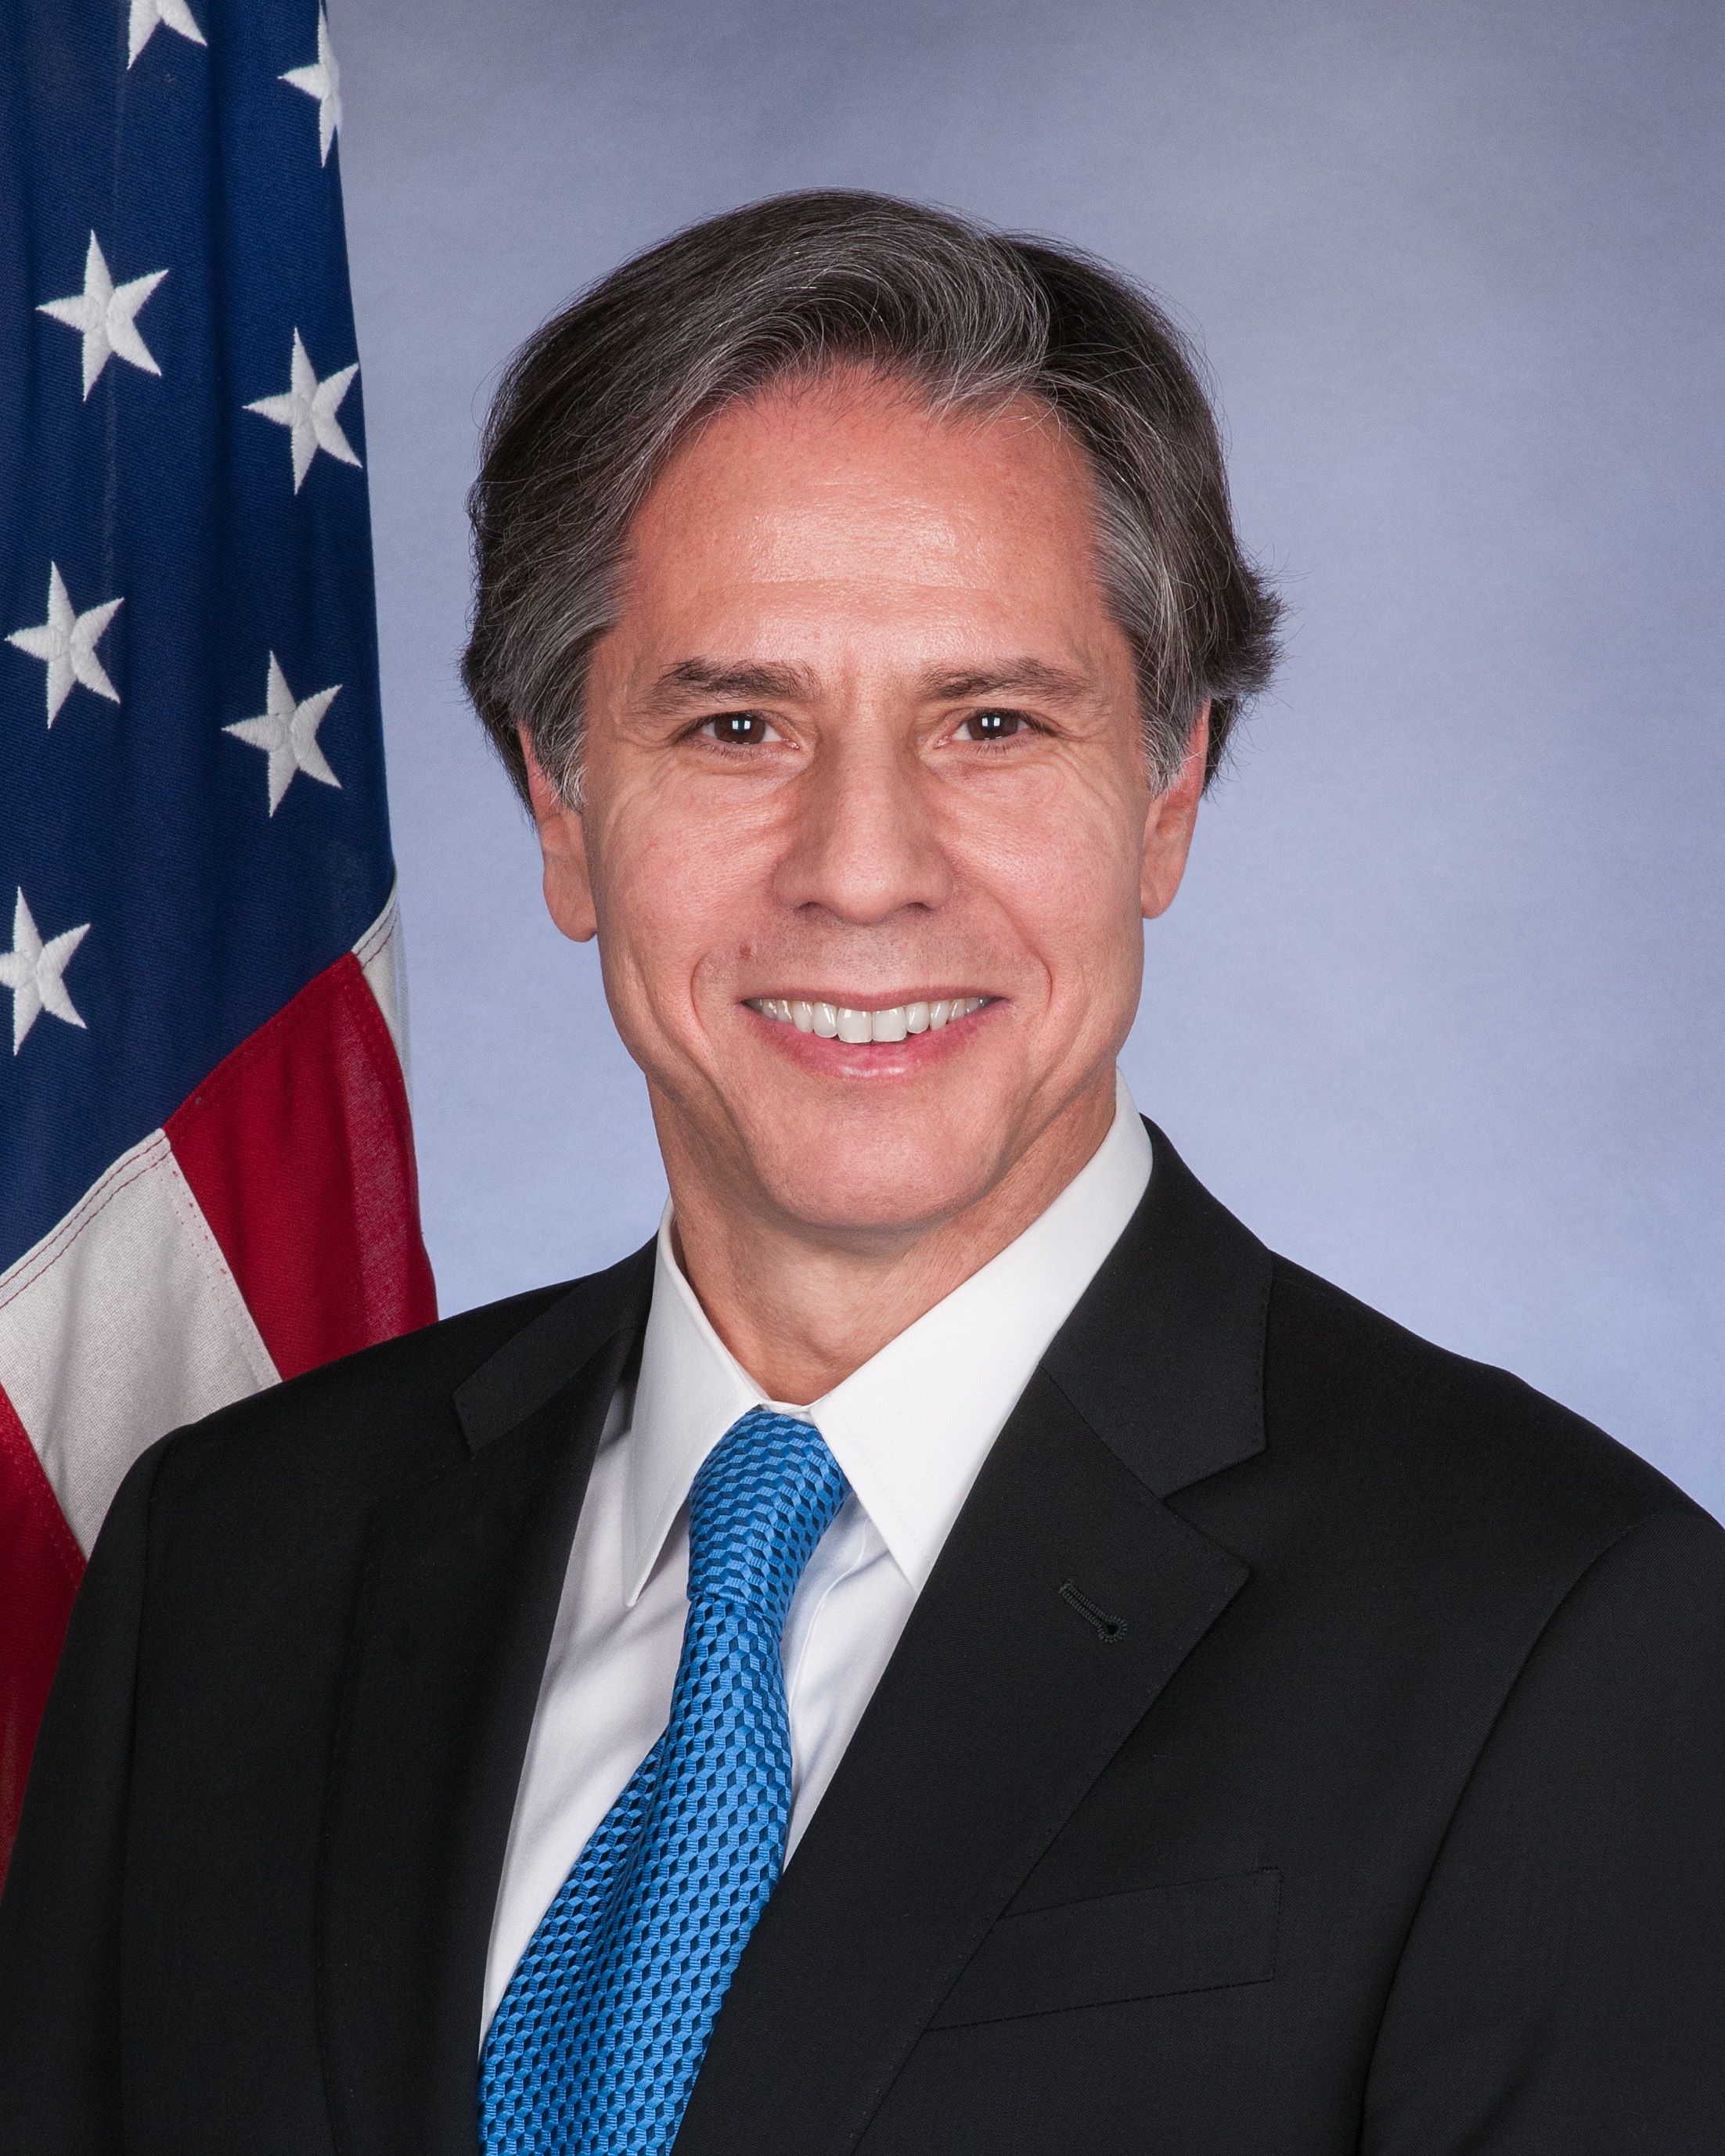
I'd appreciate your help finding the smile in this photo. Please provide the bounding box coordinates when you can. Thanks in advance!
[746,997,992,1043]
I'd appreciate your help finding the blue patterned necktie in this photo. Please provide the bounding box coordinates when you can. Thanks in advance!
[479,1406,850,2154]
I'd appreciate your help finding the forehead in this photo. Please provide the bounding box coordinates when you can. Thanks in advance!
[611,373,1112,668]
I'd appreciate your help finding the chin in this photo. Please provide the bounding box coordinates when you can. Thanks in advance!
[743,1125,1010,1242]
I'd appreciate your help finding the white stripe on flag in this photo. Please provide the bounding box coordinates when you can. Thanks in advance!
[353,880,409,1085]
[0,1132,279,1553]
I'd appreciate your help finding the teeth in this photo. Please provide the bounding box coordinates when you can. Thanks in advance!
[750,996,988,1041]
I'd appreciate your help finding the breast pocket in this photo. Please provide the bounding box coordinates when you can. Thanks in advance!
[928,1868,1280,2028]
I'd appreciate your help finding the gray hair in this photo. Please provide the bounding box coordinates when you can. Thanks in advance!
[463,189,1280,804]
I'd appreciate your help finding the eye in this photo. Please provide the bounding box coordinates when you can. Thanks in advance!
[700,711,779,747]
[960,708,1027,742]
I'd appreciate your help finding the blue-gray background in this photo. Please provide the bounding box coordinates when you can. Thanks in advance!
[335,0,1723,1513]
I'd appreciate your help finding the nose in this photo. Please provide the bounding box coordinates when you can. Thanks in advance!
[772,722,952,927]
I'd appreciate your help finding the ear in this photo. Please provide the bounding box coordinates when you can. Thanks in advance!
[520,729,599,944]
[1140,704,1208,921]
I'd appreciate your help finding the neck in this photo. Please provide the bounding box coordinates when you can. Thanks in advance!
[658,1071,1118,1404]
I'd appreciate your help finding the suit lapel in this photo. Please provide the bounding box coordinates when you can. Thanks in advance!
[676,1123,1271,2156]
[317,1249,653,2156]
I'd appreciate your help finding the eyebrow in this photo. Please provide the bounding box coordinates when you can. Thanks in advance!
[641,658,819,711]
[917,659,1095,704]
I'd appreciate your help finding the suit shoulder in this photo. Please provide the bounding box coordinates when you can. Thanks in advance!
[1259,1253,1705,1560]
[174,1280,569,1452]
[151,1246,650,1515]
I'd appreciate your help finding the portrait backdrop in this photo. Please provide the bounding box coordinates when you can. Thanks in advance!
[334,0,1723,1514]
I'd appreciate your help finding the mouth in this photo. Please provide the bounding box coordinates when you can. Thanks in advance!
[745,996,992,1044]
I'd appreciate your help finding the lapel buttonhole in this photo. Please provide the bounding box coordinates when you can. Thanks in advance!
[1059,1579,1129,1643]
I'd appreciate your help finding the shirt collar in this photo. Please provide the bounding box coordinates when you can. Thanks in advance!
[621,1069,1152,1604]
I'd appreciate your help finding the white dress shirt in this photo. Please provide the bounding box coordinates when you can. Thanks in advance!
[482,1070,1153,2030]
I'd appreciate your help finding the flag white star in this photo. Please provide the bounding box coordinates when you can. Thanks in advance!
[281,6,343,165]
[6,565,123,725]
[225,654,343,815]
[0,890,90,1055]
[38,232,168,399]
[245,329,361,492]
[128,0,205,67]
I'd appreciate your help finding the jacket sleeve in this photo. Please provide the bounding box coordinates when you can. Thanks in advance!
[1363,1503,1725,2153]
[0,1435,167,2154]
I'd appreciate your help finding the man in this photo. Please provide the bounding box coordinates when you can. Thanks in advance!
[1,190,1721,2154]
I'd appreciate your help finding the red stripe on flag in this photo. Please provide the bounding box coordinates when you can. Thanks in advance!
[0,1382,84,1885]
[167,952,437,1380]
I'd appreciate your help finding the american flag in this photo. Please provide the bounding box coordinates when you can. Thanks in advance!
[0,0,436,1875]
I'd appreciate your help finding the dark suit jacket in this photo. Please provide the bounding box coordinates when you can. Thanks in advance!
[2,1125,1723,2154]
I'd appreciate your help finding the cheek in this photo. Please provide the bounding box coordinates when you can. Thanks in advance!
[947,770,1145,984]
[589,790,764,1013]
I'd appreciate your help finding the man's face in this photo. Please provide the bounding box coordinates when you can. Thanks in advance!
[528,373,1203,1251]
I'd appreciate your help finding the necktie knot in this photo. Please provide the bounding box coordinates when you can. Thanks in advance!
[686,1406,850,1634]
